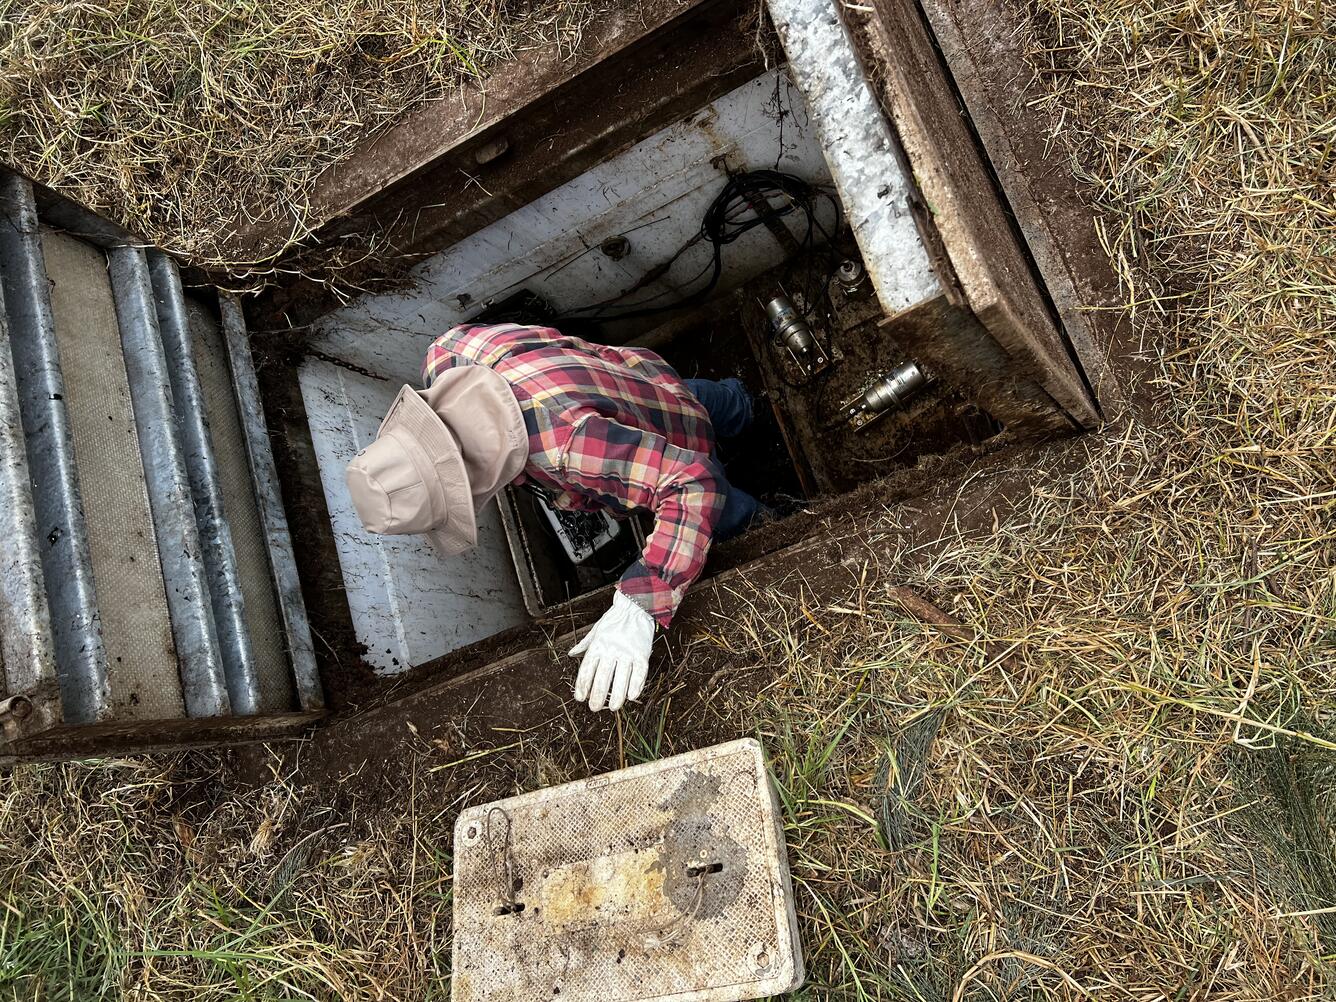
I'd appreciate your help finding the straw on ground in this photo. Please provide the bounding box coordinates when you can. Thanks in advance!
[1,0,1333,998]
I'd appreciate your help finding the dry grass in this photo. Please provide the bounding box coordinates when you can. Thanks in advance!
[0,0,609,265]
[0,754,460,998]
[2,0,1334,998]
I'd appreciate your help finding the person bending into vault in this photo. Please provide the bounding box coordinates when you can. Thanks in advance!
[345,322,762,712]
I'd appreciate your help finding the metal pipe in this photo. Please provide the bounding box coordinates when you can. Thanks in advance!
[108,246,230,718]
[148,252,261,715]
[0,171,110,724]
[0,271,58,718]
[219,293,324,712]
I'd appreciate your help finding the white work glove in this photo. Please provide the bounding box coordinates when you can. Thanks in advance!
[570,590,656,712]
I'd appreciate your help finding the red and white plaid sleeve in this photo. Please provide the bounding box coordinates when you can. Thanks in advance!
[558,414,724,627]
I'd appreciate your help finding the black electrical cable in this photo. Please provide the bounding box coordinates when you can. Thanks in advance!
[556,170,842,324]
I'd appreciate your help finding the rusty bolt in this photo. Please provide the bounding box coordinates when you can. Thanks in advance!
[750,941,774,971]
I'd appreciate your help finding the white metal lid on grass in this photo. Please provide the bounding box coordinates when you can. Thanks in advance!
[450,737,804,1002]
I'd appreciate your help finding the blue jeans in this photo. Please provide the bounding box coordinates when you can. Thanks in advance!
[684,378,760,541]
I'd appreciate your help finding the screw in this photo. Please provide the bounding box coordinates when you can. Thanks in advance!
[600,236,631,260]
[750,941,774,972]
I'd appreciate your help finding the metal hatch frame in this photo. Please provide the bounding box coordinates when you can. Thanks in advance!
[767,0,1103,434]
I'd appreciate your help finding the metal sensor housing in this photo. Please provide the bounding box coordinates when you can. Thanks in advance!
[765,296,825,370]
[851,362,929,417]
[836,259,867,294]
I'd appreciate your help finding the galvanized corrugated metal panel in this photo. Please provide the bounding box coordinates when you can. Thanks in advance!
[41,229,186,720]
[107,245,230,718]
[0,268,59,727]
[149,251,261,715]
[184,296,296,713]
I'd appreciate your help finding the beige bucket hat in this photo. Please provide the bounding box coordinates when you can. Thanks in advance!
[345,365,527,557]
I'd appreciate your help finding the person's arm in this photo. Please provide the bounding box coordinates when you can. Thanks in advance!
[560,415,724,627]
[559,415,725,710]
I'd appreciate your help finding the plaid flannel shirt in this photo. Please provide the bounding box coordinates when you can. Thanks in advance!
[422,323,725,627]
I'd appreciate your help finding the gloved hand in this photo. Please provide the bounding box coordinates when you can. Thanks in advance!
[570,590,656,712]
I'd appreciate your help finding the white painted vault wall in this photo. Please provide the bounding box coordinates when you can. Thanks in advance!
[307,71,835,381]
[303,359,527,673]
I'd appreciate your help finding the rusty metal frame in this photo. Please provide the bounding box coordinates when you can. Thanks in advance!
[844,0,1106,428]
[254,0,771,328]
[0,710,322,765]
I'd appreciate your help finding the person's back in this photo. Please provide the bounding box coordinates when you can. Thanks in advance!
[422,323,714,456]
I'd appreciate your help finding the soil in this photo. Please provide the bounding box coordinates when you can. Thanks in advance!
[233,522,874,803]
